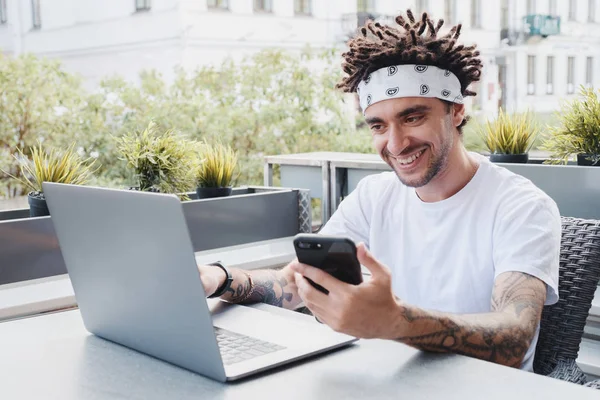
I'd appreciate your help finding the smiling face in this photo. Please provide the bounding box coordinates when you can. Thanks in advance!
[365,97,465,188]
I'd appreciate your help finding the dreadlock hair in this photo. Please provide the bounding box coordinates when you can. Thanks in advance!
[337,9,483,132]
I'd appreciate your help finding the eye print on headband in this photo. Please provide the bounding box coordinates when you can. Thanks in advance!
[364,74,372,84]
[453,94,463,102]
[386,87,399,96]
[414,65,428,73]
[444,70,451,77]
[420,84,430,95]
[388,66,398,76]
[366,94,372,105]
[442,89,451,97]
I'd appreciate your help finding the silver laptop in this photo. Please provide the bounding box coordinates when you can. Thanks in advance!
[43,182,357,382]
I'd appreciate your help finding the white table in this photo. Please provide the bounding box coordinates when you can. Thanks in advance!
[0,304,598,399]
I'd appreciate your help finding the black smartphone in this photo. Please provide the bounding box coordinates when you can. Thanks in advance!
[293,233,363,294]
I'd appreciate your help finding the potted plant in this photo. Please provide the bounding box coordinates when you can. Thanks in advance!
[1,142,98,217]
[195,142,238,199]
[542,86,600,166]
[115,121,198,198]
[478,108,538,163]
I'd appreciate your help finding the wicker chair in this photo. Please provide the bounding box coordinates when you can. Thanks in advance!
[533,217,600,388]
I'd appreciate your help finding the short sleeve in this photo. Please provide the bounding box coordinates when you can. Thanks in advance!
[319,175,378,247]
[493,187,561,305]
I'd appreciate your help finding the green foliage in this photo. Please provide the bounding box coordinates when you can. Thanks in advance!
[115,121,198,195]
[0,53,88,197]
[0,48,377,199]
[477,108,538,155]
[542,86,600,164]
[196,142,238,188]
[1,142,98,195]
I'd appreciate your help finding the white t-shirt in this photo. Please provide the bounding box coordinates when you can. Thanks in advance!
[320,153,561,371]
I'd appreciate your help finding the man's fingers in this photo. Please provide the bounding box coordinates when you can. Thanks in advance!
[356,242,389,278]
[295,272,331,305]
[290,261,345,292]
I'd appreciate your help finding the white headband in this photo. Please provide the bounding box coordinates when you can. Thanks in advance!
[356,64,464,114]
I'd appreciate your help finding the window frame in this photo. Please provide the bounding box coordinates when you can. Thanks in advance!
[471,0,481,28]
[294,0,312,16]
[500,0,509,29]
[207,0,229,10]
[569,0,577,21]
[546,56,554,95]
[527,55,536,95]
[31,0,41,29]
[415,0,429,14]
[445,0,456,25]
[357,0,376,13]
[0,0,7,24]
[549,0,557,15]
[586,56,594,87]
[135,0,152,11]
[254,0,273,13]
[567,56,576,94]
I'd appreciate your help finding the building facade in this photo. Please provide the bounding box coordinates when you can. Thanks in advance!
[0,0,598,116]
[500,0,600,114]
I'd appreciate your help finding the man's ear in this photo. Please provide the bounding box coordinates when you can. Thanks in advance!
[452,103,466,127]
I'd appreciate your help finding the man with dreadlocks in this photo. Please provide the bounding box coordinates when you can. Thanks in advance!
[199,10,560,371]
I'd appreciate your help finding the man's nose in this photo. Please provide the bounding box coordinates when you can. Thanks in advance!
[386,124,410,156]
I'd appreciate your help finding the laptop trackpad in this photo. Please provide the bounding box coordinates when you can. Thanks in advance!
[208,300,353,349]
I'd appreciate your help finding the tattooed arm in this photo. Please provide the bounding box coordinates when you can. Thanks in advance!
[199,263,303,310]
[391,271,547,368]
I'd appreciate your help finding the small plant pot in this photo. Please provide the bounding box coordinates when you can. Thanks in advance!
[28,192,49,217]
[489,153,529,164]
[577,154,600,166]
[196,186,233,199]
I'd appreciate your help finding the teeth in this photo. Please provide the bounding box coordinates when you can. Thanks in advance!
[398,150,424,165]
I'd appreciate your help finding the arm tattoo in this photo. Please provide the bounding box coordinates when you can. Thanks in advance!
[394,272,547,368]
[223,270,295,308]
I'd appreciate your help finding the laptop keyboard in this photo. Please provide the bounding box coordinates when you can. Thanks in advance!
[214,327,286,365]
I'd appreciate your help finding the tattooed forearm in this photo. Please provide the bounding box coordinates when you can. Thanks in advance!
[392,272,547,368]
[221,267,302,309]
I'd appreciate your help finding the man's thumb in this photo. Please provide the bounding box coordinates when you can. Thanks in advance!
[356,242,388,278]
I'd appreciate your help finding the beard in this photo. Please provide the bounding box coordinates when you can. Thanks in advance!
[383,133,453,188]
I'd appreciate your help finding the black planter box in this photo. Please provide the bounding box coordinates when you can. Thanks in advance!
[0,186,310,286]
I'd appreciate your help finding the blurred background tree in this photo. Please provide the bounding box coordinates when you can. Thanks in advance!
[0,54,87,197]
[3,48,502,199]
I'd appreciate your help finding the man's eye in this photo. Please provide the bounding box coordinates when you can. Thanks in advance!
[406,116,423,124]
[370,125,383,131]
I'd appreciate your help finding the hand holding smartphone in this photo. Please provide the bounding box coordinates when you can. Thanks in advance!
[292,233,363,294]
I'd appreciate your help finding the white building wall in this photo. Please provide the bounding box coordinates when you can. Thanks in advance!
[501,0,600,113]
[180,0,347,72]
[0,0,20,53]
[0,0,183,86]
[0,0,598,116]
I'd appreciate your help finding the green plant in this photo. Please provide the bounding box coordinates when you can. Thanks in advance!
[1,48,374,199]
[478,108,538,155]
[1,142,98,197]
[0,53,90,197]
[542,86,600,164]
[196,142,239,188]
[115,121,199,196]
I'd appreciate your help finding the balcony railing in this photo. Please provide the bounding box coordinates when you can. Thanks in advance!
[523,14,561,37]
